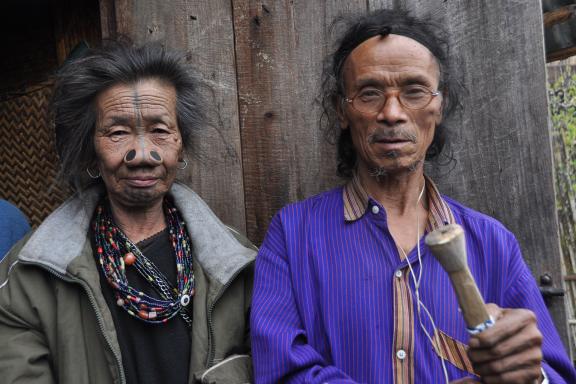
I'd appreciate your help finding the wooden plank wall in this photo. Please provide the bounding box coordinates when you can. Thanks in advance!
[100,0,569,345]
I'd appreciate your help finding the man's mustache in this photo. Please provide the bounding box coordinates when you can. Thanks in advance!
[367,129,417,144]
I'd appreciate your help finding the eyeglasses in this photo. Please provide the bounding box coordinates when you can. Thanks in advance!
[344,85,440,115]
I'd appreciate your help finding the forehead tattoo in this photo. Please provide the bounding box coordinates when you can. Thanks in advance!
[132,88,147,161]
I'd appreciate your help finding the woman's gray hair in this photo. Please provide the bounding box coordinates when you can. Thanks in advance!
[51,41,205,191]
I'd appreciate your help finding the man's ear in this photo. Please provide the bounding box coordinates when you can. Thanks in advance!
[435,88,448,125]
[336,97,350,130]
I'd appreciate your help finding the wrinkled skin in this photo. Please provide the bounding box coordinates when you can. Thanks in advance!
[338,34,443,178]
[93,78,182,212]
[339,35,544,384]
[451,304,543,384]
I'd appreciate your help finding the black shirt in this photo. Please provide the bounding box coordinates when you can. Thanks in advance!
[93,228,192,384]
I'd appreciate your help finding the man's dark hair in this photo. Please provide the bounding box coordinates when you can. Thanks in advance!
[320,9,462,178]
[51,41,205,190]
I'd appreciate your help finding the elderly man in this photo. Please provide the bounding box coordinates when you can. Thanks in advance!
[251,9,576,384]
[0,43,255,383]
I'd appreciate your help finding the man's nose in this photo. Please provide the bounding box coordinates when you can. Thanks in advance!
[376,94,407,126]
[123,141,163,166]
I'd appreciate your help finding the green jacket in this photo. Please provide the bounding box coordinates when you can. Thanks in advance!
[0,182,256,384]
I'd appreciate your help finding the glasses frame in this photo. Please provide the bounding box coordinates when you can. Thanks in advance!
[343,85,440,115]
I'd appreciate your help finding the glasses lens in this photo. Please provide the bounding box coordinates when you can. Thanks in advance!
[399,85,432,109]
[352,89,385,115]
[350,86,435,114]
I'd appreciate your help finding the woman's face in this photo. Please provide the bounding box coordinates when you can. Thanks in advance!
[93,78,182,210]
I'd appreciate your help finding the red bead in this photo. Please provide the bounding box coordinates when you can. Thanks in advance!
[97,247,103,254]
[138,310,148,319]
[124,252,136,266]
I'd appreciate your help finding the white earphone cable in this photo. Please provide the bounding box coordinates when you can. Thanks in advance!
[401,180,450,383]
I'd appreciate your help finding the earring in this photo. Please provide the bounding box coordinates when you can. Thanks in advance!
[177,159,188,170]
[86,167,101,178]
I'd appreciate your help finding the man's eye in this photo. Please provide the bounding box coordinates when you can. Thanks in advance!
[110,130,128,136]
[402,86,428,98]
[358,90,382,101]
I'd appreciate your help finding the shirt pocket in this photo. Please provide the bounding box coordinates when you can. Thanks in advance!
[432,330,478,377]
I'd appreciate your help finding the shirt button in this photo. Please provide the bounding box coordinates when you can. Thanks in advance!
[396,349,406,360]
[395,270,403,278]
[371,205,380,214]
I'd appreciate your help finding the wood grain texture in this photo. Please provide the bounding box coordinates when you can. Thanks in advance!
[370,0,569,345]
[450,269,492,328]
[106,0,569,345]
[232,0,366,243]
[53,0,102,65]
[107,0,247,233]
[426,224,491,328]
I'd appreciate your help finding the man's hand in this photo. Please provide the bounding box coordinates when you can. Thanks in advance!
[465,303,543,383]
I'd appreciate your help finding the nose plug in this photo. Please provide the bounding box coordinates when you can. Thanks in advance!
[123,149,163,163]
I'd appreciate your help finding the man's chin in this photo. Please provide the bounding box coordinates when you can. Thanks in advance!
[368,158,423,178]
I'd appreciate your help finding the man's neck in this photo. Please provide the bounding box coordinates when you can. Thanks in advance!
[357,165,428,257]
[108,198,167,243]
[357,166,427,215]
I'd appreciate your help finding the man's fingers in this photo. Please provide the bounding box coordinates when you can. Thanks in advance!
[485,303,504,321]
[469,307,539,351]
[478,364,542,384]
[472,343,542,377]
[468,321,542,363]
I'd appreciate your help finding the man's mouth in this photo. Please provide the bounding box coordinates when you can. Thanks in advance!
[373,138,411,150]
[369,130,416,145]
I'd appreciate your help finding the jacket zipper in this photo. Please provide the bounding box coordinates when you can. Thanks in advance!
[206,262,252,368]
[20,260,126,384]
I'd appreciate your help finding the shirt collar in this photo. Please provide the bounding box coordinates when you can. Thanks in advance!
[343,173,455,231]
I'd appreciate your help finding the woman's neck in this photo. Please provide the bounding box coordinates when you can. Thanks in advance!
[108,198,167,243]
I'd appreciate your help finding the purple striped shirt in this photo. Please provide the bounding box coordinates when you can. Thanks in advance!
[251,180,576,383]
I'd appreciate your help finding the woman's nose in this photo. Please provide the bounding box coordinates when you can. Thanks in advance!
[123,148,163,166]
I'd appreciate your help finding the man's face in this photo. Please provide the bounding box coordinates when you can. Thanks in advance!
[339,34,443,177]
[93,78,182,209]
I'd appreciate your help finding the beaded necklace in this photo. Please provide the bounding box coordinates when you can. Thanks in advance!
[93,198,195,326]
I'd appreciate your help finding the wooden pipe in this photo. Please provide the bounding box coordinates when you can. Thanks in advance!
[425,224,493,333]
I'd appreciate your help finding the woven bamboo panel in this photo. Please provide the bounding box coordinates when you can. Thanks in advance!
[0,82,71,227]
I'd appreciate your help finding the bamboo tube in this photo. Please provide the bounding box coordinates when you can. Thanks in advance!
[425,224,492,332]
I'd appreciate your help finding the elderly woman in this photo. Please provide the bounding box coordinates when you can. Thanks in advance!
[0,43,255,384]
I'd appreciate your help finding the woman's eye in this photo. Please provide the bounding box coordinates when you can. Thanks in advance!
[110,130,128,136]
[152,127,171,135]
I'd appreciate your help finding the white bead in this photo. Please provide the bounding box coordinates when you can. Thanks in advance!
[180,294,191,307]
[371,205,380,214]
[116,298,124,306]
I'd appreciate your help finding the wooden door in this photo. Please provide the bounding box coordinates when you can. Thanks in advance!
[99,0,570,348]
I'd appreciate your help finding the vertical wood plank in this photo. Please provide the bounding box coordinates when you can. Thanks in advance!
[369,0,569,345]
[103,0,247,233]
[233,0,367,243]
[53,0,102,65]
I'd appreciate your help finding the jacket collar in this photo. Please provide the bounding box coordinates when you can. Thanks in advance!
[18,182,255,285]
[343,173,455,231]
